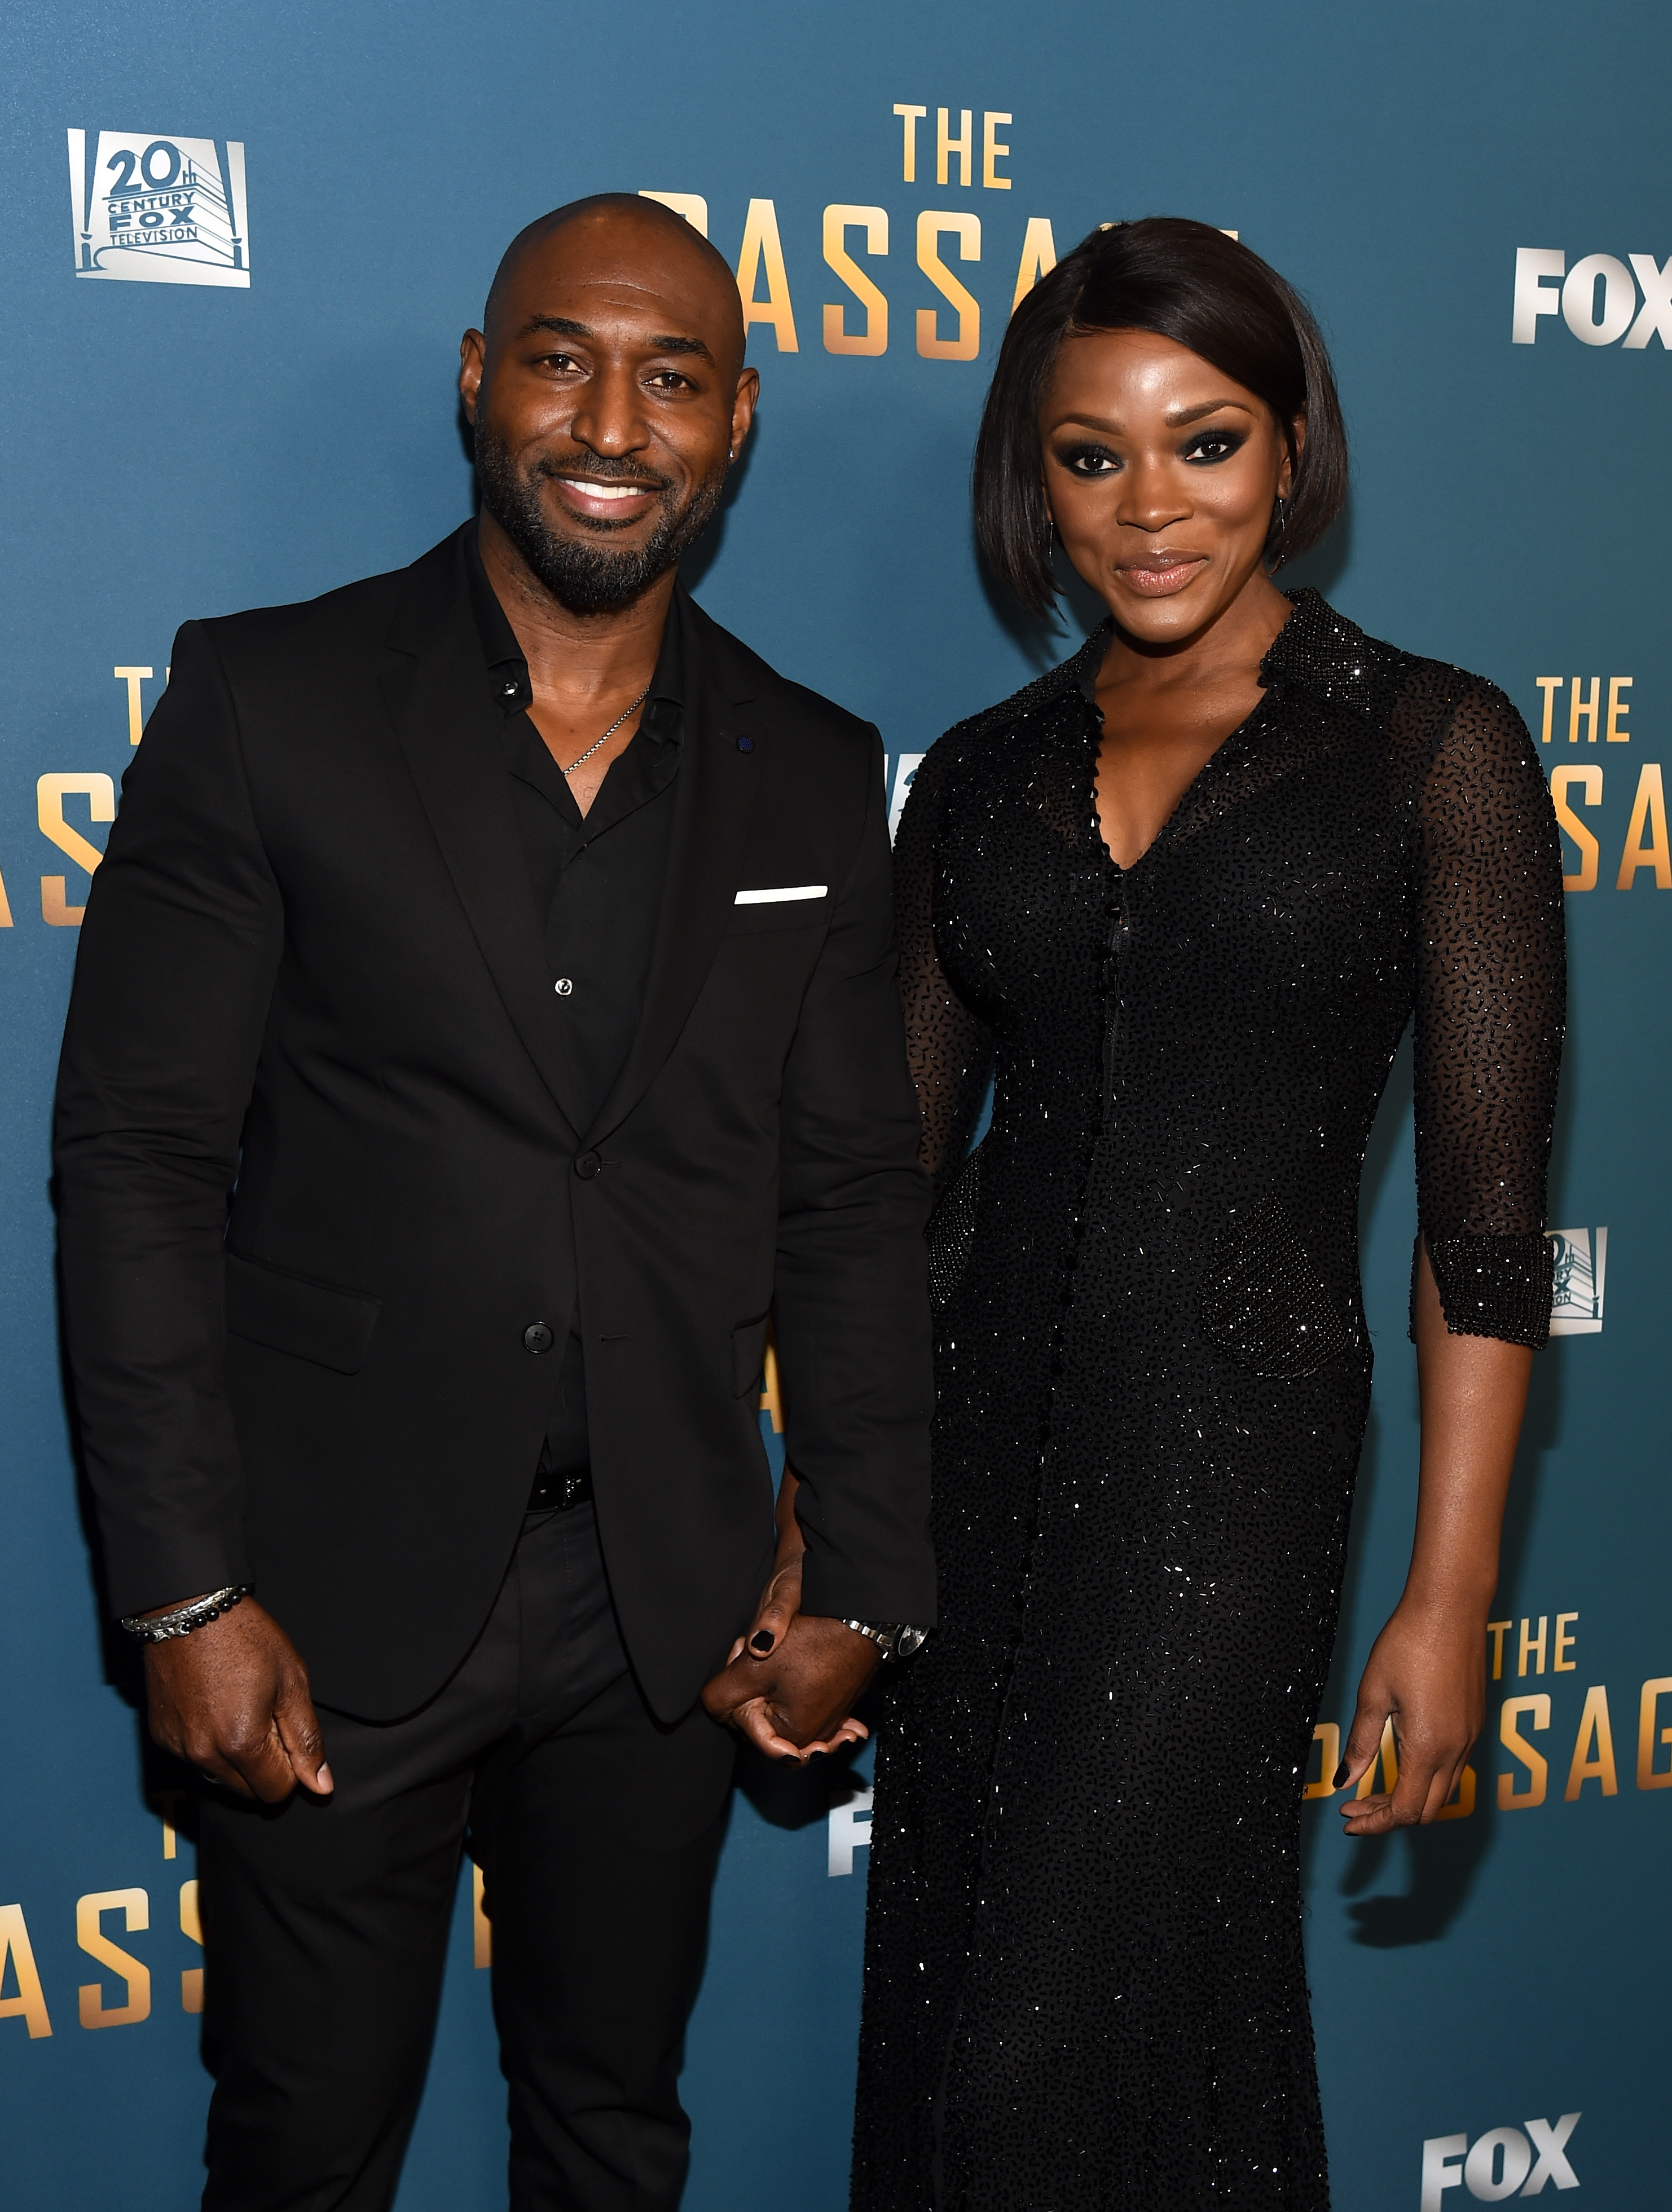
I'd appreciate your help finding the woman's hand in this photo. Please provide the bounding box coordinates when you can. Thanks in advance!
[1336,1597,1483,1833]
[1337,1240,1533,1838]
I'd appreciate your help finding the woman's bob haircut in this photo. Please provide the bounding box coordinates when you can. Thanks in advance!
[974,216,1348,616]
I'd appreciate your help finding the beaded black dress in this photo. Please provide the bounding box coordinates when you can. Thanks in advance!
[851,592,1564,2211]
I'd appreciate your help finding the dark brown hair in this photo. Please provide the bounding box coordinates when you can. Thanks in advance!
[974,217,1348,614]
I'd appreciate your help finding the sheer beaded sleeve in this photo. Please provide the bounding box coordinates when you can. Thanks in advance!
[893,736,996,1192]
[1410,678,1567,1345]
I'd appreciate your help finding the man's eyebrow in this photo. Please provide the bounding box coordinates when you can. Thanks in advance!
[518,314,714,363]
[518,315,591,341]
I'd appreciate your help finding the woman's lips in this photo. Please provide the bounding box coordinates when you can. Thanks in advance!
[1115,556,1209,598]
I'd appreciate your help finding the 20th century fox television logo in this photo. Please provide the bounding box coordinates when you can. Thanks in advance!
[66,129,248,287]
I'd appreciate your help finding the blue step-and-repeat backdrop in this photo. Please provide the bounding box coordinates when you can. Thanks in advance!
[1,4,1666,2206]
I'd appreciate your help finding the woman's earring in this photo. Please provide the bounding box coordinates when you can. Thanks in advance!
[1271,495,1289,536]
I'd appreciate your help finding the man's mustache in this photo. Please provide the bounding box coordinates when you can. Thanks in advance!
[535,455,672,493]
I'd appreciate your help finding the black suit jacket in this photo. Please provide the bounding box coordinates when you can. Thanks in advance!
[54,526,936,1721]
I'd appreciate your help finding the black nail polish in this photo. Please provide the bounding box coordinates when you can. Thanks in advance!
[1332,1761,1350,1790]
[750,1630,775,1653]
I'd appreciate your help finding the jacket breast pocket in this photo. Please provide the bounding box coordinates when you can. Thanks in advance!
[731,1310,772,1398]
[225,1249,382,1376]
[724,895,831,937]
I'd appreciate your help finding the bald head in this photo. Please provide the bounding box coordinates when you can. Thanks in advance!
[483,193,745,376]
[458,191,759,621]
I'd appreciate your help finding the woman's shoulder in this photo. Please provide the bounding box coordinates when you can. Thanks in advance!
[931,626,1107,763]
[1277,591,1532,757]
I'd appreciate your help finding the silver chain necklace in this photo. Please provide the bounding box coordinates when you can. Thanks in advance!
[558,684,652,777]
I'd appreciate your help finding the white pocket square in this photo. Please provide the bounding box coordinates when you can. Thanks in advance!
[734,885,828,905]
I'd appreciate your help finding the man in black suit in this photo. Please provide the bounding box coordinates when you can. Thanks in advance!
[54,194,935,2211]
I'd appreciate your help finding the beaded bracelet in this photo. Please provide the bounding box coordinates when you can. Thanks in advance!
[119,1584,253,1643]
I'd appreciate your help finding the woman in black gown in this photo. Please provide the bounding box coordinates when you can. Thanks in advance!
[848,221,1565,2209]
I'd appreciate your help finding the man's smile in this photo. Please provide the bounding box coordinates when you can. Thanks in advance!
[548,471,664,522]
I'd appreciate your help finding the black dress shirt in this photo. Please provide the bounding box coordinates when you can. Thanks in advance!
[466,527,686,1475]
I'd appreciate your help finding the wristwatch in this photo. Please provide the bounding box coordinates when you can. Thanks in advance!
[841,1619,930,1662]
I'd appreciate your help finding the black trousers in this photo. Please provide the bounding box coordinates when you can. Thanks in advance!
[196,1501,736,2211]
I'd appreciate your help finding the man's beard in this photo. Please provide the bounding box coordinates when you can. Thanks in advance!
[474,424,727,614]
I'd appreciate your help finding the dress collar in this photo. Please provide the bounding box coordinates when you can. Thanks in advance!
[1066,587,1378,721]
[1257,588,1379,717]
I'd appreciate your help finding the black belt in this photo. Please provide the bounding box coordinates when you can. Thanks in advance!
[528,1462,593,1513]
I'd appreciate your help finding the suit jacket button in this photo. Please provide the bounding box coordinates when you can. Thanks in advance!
[574,1151,601,1179]
[523,1322,555,1355]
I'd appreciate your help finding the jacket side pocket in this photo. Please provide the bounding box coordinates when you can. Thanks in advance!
[225,1249,382,1376]
[732,1310,772,1399]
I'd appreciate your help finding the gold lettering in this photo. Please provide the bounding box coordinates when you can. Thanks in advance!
[892,104,927,183]
[982,112,1012,189]
[735,200,798,353]
[156,1790,188,1860]
[179,1879,203,2014]
[1607,675,1632,740]
[936,107,973,188]
[1486,1619,1512,1681]
[1535,676,1561,743]
[759,1333,784,1435]
[113,665,153,745]
[1616,763,1671,887]
[0,1903,53,2038]
[77,1888,151,2029]
[1554,1611,1579,1672]
[473,1861,492,1969]
[1301,1721,1340,1799]
[38,771,116,926]
[916,212,980,362]
[1568,676,1600,742]
[1637,1676,1672,1790]
[1563,1685,1618,1799]
[1011,216,1057,314]
[822,206,888,357]
[1498,1694,1550,1809]
[1518,1615,1547,1677]
[1550,765,1601,891]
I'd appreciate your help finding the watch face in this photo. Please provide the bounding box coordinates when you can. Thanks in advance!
[895,1625,929,1658]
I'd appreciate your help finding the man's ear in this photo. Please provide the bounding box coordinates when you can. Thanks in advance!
[729,366,760,460]
[459,329,487,426]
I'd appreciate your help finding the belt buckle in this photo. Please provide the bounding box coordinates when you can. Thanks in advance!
[530,1464,591,1514]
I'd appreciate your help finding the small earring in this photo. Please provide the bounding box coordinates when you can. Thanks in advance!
[1271,495,1289,535]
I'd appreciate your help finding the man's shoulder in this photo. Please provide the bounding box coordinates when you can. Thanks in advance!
[683,591,875,750]
[182,530,460,670]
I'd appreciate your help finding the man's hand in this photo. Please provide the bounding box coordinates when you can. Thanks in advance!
[703,1611,879,1760]
[701,1470,880,1759]
[1336,1596,1483,1835]
[142,1596,332,1803]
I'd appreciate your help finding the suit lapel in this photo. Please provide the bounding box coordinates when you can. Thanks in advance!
[381,531,589,1141]
[584,590,758,1147]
